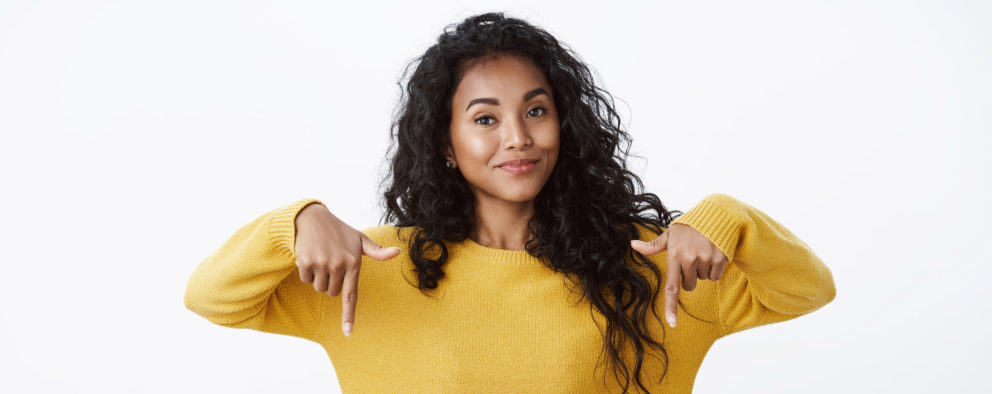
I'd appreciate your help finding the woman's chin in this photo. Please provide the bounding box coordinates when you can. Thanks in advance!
[495,189,543,204]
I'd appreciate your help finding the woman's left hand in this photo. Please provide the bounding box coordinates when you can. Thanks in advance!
[630,223,729,328]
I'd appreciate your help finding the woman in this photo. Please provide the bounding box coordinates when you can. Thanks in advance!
[184,12,836,393]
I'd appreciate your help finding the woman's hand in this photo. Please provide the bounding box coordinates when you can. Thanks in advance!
[630,223,728,328]
[294,203,402,337]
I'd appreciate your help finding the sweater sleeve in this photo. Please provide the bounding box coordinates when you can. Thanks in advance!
[184,198,328,343]
[669,193,836,337]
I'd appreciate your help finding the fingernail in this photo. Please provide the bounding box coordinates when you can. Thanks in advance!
[667,313,677,328]
[342,322,352,337]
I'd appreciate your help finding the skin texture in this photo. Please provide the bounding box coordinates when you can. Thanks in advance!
[443,54,560,251]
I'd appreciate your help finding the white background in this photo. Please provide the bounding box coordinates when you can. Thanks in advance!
[1,0,989,393]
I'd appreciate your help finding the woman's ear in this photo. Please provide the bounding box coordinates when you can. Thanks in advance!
[442,144,456,167]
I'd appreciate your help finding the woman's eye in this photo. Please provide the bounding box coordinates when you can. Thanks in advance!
[475,107,545,125]
[528,106,546,117]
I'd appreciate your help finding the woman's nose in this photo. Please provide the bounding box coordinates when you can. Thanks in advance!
[502,117,532,150]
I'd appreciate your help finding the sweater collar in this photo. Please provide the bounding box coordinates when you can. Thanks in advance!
[447,236,547,265]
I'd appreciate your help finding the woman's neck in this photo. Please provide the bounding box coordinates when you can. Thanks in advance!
[469,196,535,251]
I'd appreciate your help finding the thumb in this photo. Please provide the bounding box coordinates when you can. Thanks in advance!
[630,230,669,256]
[360,233,402,261]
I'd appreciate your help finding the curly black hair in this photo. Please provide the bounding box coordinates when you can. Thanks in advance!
[378,12,693,393]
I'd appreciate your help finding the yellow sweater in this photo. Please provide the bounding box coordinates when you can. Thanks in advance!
[184,193,836,393]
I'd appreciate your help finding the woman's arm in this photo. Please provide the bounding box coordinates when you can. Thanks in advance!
[670,193,837,337]
[183,198,329,343]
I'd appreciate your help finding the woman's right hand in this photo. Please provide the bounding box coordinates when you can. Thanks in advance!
[293,202,402,337]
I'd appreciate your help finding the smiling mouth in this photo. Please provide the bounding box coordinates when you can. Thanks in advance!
[497,161,536,174]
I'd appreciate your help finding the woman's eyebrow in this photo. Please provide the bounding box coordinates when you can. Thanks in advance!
[465,87,549,112]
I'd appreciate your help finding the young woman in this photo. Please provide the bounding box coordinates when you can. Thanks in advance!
[184,12,836,393]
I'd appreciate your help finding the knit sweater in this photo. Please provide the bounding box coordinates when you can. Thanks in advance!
[184,193,836,393]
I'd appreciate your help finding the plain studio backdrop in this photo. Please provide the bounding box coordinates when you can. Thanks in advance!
[1,0,989,393]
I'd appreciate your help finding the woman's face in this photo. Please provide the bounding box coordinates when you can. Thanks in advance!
[445,54,560,205]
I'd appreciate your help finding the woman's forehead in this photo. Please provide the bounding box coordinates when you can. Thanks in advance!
[453,55,551,104]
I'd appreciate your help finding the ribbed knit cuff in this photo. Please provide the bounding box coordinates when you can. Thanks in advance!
[269,198,326,259]
[670,193,747,262]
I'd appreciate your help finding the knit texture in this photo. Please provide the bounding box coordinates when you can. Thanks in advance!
[184,193,836,393]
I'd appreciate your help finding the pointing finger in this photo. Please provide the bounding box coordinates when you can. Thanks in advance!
[665,253,681,328]
[341,265,360,337]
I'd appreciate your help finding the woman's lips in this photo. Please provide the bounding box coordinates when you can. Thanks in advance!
[498,161,536,174]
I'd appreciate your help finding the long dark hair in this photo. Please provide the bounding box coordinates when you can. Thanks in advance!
[379,12,691,393]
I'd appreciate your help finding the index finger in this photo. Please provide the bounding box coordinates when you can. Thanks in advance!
[665,254,681,328]
[340,265,360,337]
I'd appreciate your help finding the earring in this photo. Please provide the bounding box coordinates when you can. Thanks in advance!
[446,161,453,168]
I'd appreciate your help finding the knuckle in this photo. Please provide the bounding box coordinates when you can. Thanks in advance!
[329,261,347,274]
[301,256,328,271]
[343,292,358,303]
[345,255,362,268]
[665,283,680,293]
